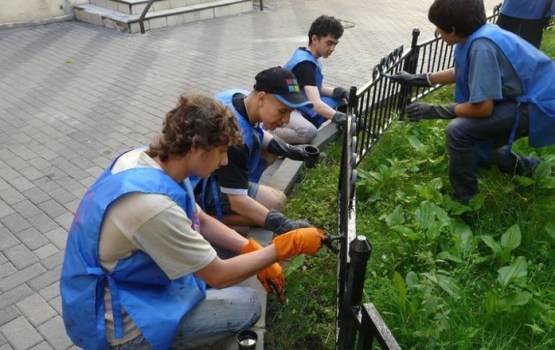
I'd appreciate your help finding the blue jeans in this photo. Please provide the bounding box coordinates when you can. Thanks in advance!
[445,101,541,202]
[111,286,261,350]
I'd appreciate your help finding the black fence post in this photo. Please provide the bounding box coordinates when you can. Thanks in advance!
[397,28,421,115]
[337,236,372,349]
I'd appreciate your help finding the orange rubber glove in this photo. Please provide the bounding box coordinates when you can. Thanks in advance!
[241,239,286,303]
[272,227,325,261]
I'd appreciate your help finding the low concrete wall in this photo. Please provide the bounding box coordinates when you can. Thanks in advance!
[0,0,88,28]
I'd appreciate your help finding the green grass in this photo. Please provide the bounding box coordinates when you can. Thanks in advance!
[266,27,555,350]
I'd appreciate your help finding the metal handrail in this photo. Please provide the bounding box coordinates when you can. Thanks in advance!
[139,0,156,34]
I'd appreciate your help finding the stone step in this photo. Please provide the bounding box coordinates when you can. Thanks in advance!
[74,0,252,33]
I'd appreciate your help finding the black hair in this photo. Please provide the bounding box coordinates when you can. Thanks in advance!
[308,15,344,45]
[428,0,486,37]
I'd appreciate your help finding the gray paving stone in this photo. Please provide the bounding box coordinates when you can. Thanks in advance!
[19,166,45,182]
[16,294,57,327]
[15,227,50,251]
[0,316,43,350]
[22,187,51,206]
[37,316,72,350]
[33,244,59,261]
[27,213,60,235]
[47,187,77,206]
[47,297,62,315]
[38,282,60,302]
[39,251,64,271]
[25,157,52,171]
[2,157,30,172]
[29,342,54,350]
[0,284,33,311]
[0,228,19,251]
[0,263,16,280]
[7,177,35,193]
[0,166,19,182]
[0,188,24,206]
[37,200,68,219]
[27,266,61,293]
[11,200,42,220]
[0,331,6,347]
[0,179,9,192]
[0,213,31,234]
[4,244,38,270]
[0,306,20,329]
[44,227,68,250]
[0,264,46,294]
[0,201,14,219]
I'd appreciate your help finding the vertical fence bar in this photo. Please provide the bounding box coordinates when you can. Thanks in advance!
[337,236,372,349]
[397,29,421,115]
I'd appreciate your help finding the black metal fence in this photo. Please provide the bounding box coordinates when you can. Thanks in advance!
[353,4,502,164]
[333,4,506,349]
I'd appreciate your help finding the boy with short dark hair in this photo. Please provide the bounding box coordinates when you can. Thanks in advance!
[273,15,350,144]
[389,0,555,203]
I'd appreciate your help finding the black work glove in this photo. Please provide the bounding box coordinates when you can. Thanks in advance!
[332,111,348,126]
[264,209,312,235]
[405,102,456,122]
[332,87,350,100]
[267,138,320,161]
[388,71,432,87]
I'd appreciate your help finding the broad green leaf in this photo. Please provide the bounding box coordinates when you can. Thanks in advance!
[407,135,428,153]
[284,255,305,278]
[545,222,555,241]
[426,221,444,240]
[525,323,545,334]
[469,193,485,210]
[500,224,521,252]
[496,291,531,312]
[485,292,497,315]
[481,235,502,256]
[535,162,555,189]
[513,175,535,187]
[385,206,405,227]
[448,201,471,215]
[497,256,528,287]
[437,251,462,263]
[422,271,463,299]
[415,202,449,228]
[392,225,418,239]
[392,271,407,311]
[405,271,419,287]
[429,177,443,190]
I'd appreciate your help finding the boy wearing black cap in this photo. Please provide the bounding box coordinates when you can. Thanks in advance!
[195,66,320,235]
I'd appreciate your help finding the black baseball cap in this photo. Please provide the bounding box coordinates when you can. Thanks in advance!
[253,67,313,109]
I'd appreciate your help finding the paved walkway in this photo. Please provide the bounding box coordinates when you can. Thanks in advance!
[0,1,500,348]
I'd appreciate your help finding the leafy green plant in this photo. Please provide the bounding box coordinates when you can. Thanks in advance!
[480,224,522,265]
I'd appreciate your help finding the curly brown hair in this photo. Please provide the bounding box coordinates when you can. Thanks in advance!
[148,94,242,162]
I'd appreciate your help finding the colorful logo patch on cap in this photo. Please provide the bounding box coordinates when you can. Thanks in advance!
[286,78,300,93]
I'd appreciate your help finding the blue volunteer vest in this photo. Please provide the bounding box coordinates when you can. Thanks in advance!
[215,89,265,182]
[454,24,555,148]
[60,153,206,350]
[284,48,341,127]
[501,0,552,19]
[193,90,265,220]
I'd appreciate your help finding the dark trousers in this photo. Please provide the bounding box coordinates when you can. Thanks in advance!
[445,101,541,202]
[497,14,549,48]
